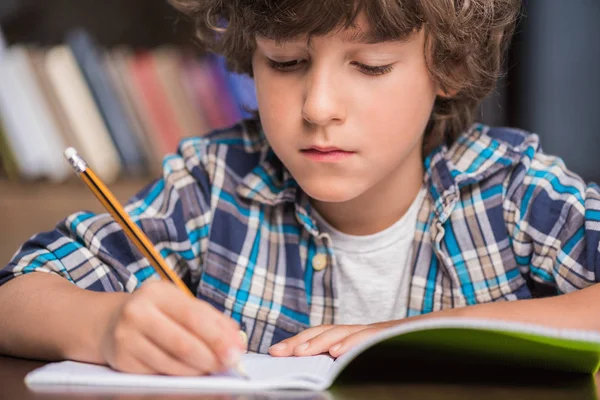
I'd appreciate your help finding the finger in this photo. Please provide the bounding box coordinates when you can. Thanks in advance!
[268,325,334,356]
[141,305,223,374]
[146,282,245,366]
[328,327,382,358]
[110,352,156,375]
[292,325,368,357]
[183,302,246,367]
[130,333,204,376]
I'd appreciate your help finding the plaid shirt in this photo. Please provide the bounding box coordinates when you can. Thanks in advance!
[2,119,600,354]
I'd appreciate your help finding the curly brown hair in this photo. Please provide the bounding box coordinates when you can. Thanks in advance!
[169,0,522,152]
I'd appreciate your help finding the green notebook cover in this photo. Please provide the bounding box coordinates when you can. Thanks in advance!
[330,317,600,387]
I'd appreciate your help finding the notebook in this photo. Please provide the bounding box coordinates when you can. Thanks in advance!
[25,317,600,393]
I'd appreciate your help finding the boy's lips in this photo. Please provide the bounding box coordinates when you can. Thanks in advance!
[300,146,355,162]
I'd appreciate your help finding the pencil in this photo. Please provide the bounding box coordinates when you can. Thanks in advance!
[63,147,248,378]
[63,147,193,296]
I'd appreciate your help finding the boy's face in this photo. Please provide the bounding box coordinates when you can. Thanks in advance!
[252,20,440,205]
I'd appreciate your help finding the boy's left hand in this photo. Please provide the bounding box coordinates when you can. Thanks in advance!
[268,321,397,358]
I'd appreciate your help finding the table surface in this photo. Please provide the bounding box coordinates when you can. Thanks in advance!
[2,355,600,400]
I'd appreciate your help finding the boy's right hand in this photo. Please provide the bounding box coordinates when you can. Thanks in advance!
[99,280,246,376]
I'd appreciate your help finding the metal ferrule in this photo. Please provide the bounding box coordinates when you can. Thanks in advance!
[67,152,88,174]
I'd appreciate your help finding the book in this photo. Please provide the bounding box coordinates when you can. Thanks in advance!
[181,55,229,130]
[0,46,71,182]
[24,317,600,393]
[104,48,163,176]
[44,45,122,183]
[152,47,210,138]
[129,51,183,157]
[0,47,42,180]
[66,29,148,176]
[208,54,242,127]
[28,48,86,157]
[0,119,19,180]
[222,62,258,120]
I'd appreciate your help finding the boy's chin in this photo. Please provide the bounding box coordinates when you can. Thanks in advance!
[299,181,364,204]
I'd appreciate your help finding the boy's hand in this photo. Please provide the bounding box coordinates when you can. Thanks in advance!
[268,321,397,359]
[100,280,246,376]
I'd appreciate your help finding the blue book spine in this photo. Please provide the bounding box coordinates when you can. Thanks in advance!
[215,55,258,120]
[66,29,147,175]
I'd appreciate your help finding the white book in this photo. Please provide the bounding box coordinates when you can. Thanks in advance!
[0,46,70,181]
[25,317,600,393]
[45,45,121,183]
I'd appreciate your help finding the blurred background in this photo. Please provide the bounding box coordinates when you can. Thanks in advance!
[0,0,598,265]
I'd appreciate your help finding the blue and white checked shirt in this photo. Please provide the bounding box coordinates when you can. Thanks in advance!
[3,119,600,353]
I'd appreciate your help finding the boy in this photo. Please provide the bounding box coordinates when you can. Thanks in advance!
[1,0,598,377]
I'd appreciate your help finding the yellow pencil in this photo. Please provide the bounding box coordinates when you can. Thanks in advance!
[63,147,193,296]
[63,147,248,378]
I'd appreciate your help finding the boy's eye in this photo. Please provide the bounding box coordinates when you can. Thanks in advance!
[267,59,306,72]
[351,61,394,76]
[266,58,394,76]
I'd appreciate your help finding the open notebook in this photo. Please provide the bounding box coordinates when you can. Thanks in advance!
[25,317,600,392]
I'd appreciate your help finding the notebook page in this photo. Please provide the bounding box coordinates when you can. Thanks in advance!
[244,353,333,381]
[26,354,334,392]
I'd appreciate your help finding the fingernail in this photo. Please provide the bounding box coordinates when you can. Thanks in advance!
[269,343,287,352]
[330,343,342,353]
[224,348,242,367]
[238,330,248,347]
[295,342,309,353]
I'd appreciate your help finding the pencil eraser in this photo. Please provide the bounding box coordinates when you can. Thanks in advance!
[63,147,78,161]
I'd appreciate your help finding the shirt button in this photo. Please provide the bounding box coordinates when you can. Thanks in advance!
[312,254,328,271]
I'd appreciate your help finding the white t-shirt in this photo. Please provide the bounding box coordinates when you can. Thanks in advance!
[313,187,427,325]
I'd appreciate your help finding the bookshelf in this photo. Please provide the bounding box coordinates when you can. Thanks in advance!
[0,0,259,180]
[0,0,205,265]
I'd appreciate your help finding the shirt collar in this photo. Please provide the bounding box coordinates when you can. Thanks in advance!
[424,123,530,222]
[236,148,319,235]
[237,123,529,224]
[236,145,299,206]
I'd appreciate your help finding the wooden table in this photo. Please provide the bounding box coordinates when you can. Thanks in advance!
[2,355,599,400]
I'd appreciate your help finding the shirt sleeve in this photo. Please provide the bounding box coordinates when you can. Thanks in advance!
[0,147,213,294]
[505,143,600,295]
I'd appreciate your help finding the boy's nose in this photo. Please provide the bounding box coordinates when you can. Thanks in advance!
[301,73,346,126]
